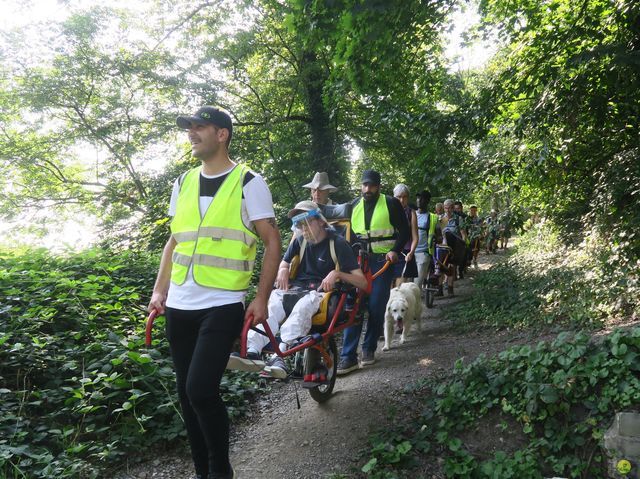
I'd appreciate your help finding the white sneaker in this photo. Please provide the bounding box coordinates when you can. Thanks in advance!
[263,356,288,379]
[226,352,265,373]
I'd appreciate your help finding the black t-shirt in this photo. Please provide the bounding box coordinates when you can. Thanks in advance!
[283,230,360,288]
[198,170,255,197]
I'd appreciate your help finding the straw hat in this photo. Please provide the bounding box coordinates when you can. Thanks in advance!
[302,172,338,192]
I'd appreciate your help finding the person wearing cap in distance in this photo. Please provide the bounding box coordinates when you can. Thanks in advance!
[228,201,367,378]
[321,170,409,374]
[303,171,338,206]
[466,204,484,268]
[147,106,281,479]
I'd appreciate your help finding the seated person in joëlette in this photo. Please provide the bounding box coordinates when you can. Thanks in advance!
[227,200,367,378]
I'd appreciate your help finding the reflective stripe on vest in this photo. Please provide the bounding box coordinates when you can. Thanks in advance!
[170,164,258,290]
[172,227,257,245]
[351,195,395,254]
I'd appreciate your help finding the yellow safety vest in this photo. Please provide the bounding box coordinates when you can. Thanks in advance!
[170,165,257,290]
[351,195,396,254]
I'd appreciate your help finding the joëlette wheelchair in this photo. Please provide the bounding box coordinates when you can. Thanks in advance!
[422,244,452,309]
[236,219,390,403]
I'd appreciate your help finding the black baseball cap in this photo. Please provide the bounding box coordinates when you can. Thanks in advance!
[176,106,233,140]
[361,169,381,185]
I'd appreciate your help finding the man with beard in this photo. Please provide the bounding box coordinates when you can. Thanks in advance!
[148,106,281,479]
[321,170,409,374]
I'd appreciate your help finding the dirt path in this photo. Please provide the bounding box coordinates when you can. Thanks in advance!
[117,252,519,479]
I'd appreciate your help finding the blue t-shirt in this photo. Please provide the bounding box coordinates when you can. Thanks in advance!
[284,230,360,288]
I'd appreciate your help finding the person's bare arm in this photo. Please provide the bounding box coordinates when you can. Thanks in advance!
[148,236,177,315]
[319,268,367,292]
[407,209,419,261]
[246,217,282,326]
[275,259,291,290]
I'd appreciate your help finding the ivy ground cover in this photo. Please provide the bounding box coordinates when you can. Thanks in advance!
[0,248,262,478]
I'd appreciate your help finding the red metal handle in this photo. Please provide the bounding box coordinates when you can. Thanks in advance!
[239,313,254,357]
[371,260,392,280]
[240,312,282,358]
[145,310,158,347]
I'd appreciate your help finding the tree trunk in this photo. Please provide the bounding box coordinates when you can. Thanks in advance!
[300,50,336,173]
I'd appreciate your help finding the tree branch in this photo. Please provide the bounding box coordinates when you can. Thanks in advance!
[150,1,216,53]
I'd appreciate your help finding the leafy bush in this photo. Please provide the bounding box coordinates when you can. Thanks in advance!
[0,248,263,478]
[447,224,638,331]
[359,329,640,478]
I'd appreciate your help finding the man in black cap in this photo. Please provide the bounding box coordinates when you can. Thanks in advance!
[148,106,281,479]
[322,169,409,374]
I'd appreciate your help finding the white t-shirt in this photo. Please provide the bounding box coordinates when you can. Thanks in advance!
[166,163,275,310]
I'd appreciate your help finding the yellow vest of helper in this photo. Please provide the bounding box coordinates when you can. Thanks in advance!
[424,212,438,256]
[351,195,395,254]
[170,165,257,290]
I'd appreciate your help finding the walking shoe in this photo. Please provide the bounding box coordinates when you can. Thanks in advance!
[361,350,376,366]
[226,351,265,373]
[336,357,359,375]
[262,355,288,379]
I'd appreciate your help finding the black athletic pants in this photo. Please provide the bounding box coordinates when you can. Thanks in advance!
[165,303,244,476]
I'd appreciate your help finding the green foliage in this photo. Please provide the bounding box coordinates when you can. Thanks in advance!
[447,224,638,331]
[469,0,640,246]
[359,329,640,478]
[0,248,263,478]
[584,147,640,285]
[1,5,182,231]
[361,435,414,478]
[2,0,461,243]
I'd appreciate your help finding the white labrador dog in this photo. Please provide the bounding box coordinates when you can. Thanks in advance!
[383,282,422,351]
